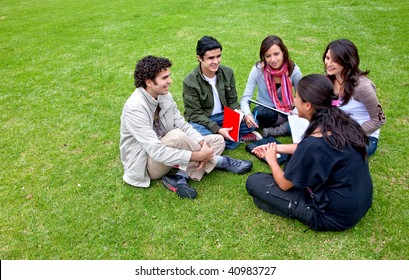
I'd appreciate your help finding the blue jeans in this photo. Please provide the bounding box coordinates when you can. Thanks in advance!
[367,136,378,157]
[189,112,255,149]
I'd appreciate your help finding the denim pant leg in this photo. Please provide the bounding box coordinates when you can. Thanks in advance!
[209,112,224,127]
[366,136,378,156]
[238,121,256,137]
[188,122,213,136]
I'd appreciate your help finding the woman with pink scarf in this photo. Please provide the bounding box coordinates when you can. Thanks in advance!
[240,35,302,137]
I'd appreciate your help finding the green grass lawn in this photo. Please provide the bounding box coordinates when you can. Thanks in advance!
[1,0,408,260]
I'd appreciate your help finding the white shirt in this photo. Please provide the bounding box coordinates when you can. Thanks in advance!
[339,97,380,139]
[204,75,223,116]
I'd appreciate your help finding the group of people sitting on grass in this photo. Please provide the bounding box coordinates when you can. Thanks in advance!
[119,35,386,231]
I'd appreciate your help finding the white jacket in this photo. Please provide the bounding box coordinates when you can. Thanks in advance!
[120,87,204,187]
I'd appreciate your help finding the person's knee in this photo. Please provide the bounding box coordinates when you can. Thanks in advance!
[206,133,224,143]
[246,172,263,194]
[213,134,225,147]
[204,134,225,154]
[163,129,190,148]
[165,128,184,138]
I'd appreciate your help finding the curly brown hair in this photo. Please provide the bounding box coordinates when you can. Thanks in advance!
[134,55,172,88]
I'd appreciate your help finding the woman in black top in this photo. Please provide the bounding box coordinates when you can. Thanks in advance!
[246,74,373,231]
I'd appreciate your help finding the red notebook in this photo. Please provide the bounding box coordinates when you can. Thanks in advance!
[222,107,244,142]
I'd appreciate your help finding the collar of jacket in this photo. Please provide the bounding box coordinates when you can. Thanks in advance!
[138,87,158,112]
[196,63,221,81]
[138,87,172,117]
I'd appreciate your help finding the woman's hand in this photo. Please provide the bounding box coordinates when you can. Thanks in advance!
[244,114,259,128]
[251,144,267,159]
[264,142,278,165]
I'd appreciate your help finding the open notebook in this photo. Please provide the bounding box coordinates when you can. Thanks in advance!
[287,112,309,143]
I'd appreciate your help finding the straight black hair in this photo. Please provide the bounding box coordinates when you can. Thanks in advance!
[196,36,222,58]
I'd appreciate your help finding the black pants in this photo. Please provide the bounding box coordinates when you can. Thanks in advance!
[246,172,316,229]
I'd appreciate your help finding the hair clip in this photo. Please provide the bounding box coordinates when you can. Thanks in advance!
[331,99,341,107]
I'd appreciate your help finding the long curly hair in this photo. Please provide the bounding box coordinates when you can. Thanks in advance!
[297,74,367,158]
[134,55,172,88]
[322,39,369,105]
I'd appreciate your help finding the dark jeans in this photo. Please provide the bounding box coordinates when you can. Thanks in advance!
[252,106,279,129]
[246,172,315,229]
[367,136,378,157]
[189,112,255,149]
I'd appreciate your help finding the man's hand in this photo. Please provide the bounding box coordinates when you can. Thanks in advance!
[191,142,214,169]
[218,127,234,141]
[198,144,214,162]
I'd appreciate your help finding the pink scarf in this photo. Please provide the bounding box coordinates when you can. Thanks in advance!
[263,63,294,112]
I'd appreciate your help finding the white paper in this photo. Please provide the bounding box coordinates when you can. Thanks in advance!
[288,113,309,143]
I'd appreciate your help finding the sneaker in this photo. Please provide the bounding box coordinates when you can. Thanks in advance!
[240,131,263,143]
[221,156,253,174]
[162,175,197,199]
[262,122,290,137]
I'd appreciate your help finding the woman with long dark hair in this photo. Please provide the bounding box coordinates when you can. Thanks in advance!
[246,74,373,231]
[240,35,302,137]
[323,39,385,156]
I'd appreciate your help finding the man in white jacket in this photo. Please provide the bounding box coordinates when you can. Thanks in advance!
[120,55,252,199]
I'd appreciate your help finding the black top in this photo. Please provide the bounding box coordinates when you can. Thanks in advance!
[284,136,373,231]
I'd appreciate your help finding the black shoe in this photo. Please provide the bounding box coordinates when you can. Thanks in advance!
[162,175,197,199]
[221,156,253,174]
